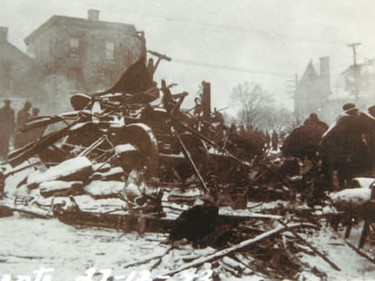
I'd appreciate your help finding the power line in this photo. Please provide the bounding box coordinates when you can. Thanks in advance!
[172,58,292,77]
[162,17,347,46]
[99,6,351,46]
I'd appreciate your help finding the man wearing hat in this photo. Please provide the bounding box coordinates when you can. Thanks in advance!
[342,102,357,113]
[282,112,328,161]
[320,103,373,188]
[367,105,375,118]
[0,99,15,159]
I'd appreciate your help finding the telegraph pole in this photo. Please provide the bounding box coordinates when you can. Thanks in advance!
[347,42,361,102]
[287,74,299,124]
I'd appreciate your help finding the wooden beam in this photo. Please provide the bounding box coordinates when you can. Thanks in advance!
[156,222,315,279]
[278,220,340,271]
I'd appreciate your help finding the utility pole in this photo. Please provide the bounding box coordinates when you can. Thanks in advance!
[286,74,299,124]
[347,43,361,102]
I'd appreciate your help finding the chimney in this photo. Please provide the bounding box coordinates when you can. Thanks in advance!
[0,26,8,42]
[320,57,330,77]
[87,9,100,21]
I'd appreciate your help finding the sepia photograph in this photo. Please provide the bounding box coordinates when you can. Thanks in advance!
[0,0,375,280]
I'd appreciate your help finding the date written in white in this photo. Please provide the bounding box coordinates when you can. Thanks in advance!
[1,267,213,281]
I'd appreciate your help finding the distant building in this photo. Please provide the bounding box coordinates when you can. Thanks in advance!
[294,57,332,123]
[321,58,375,123]
[24,9,145,96]
[0,26,40,107]
[340,58,375,107]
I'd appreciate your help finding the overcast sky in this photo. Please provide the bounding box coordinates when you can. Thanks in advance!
[1,0,374,112]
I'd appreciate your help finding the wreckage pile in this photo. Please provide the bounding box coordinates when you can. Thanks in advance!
[1,55,375,280]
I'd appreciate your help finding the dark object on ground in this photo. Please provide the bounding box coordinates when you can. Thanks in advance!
[163,222,317,278]
[169,202,219,242]
[0,205,13,217]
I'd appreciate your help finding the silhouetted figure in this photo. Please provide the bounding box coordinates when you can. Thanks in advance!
[304,112,328,131]
[366,105,375,176]
[368,105,375,118]
[193,97,202,116]
[211,107,224,123]
[223,123,237,150]
[320,103,373,188]
[0,99,15,159]
[271,130,279,151]
[14,101,32,148]
[282,113,328,160]
[239,124,246,137]
[264,131,271,149]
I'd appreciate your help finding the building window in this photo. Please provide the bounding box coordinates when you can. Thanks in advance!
[69,37,80,55]
[106,41,115,60]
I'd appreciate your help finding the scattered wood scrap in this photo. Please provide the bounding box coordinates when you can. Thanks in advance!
[158,222,316,279]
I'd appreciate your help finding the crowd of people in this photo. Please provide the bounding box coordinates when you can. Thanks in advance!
[0,100,41,160]
[282,103,375,189]
[202,101,375,190]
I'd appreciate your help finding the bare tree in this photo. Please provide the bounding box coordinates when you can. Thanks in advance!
[230,82,273,130]
[254,105,294,132]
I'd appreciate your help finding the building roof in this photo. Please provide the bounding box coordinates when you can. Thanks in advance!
[300,60,318,83]
[0,40,34,64]
[24,15,138,45]
[340,64,365,76]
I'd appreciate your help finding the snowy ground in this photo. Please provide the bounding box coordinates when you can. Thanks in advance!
[1,165,375,280]
[1,209,375,280]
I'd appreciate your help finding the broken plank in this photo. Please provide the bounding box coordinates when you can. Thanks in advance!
[12,207,52,219]
[345,239,375,265]
[157,222,315,279]
[218,211,283,220]
[279,220,340,271]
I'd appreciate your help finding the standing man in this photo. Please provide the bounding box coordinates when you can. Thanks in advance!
[282,113,328,161]
[366,105,375,177]
[271,130,279,151]
[14,101,32,148]
[320,103,372,188]
[264,131,271,150]
[0,99,15,160]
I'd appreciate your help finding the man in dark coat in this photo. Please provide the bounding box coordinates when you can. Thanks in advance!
[0,99,15,159]
[282,113,328,161]
[365,105,375,176]
[320,103,374,188]
[271,130,279,151]
[14,101,32,148]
